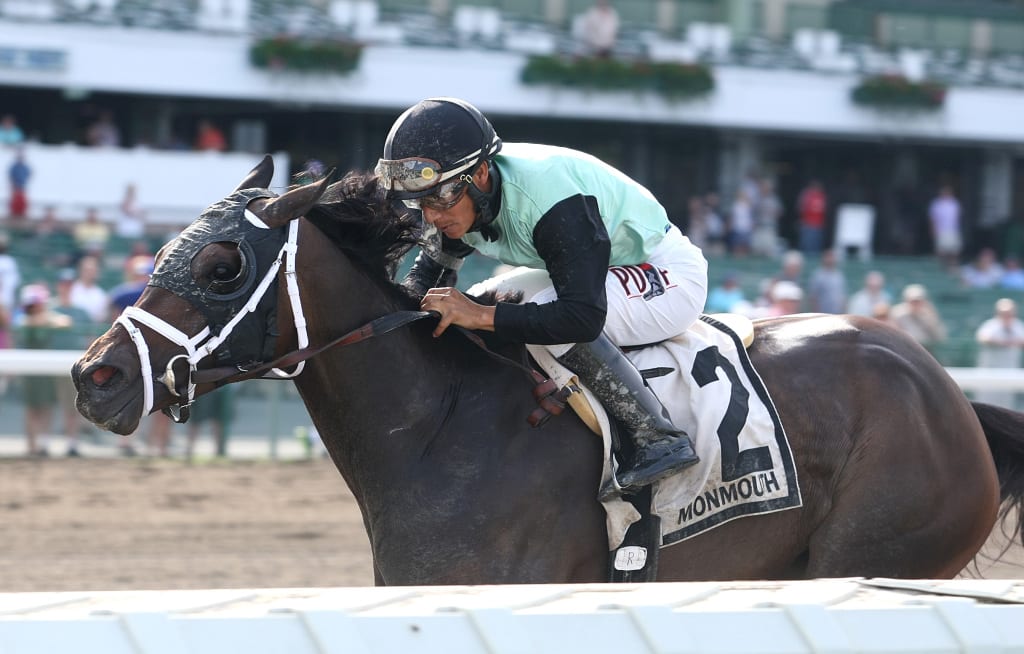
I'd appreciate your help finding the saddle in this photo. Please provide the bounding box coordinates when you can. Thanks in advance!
[524,312,800,584]
[529,313,755,434]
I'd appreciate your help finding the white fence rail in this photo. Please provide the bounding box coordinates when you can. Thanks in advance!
[6,349,1024,391]
[0,580,1021,653]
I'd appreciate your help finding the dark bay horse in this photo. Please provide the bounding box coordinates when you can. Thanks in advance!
[73,157,1024,585]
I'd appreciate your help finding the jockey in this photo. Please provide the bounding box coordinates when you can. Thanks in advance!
[376,97,708,497]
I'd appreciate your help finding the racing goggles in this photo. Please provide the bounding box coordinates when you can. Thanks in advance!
[376,157,453,196]
[401,178,469,211]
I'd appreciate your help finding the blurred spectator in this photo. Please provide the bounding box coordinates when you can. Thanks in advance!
[121,240,154,276]
[0,114,25,146]
[773,249,805,286]
[186,386,236,461]
[762,280,804,317]
[728,189,753,257]
[35,206,61,238]
[703,191,726,255]
[69,255,109,323]
[15,283,72,457]
[34,206,74,269]
[871,301,895,326]
[195,119,227,151]
[52,269,94,456]
[72,207,111,258]
[847,271,891,317]
[751,179,782,257]
[1001,257,1024,291]
[576,0,619,58]
[705,271,747,313]
[797,179,827,255]
[114,183,146,239]
[929,184,962,270]
[108,255,154,318]
[974,298,1024,408]
[0,232,21,349]
[7,148,30,220]
[962,247,1004,289]
[807,249,846,314]
[740,168,761,207]
[891,284,947,350]
[86,110,121,147]
[0,232,20,305]
[685,195,708,250]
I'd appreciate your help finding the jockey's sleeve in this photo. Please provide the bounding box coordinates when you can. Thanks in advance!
[493,194,610,345]
[401,234,476,297]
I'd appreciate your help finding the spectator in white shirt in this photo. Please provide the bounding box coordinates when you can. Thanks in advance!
[577,0,619,57]
[975,298,1024,407]
[929,185,961,270]
[69,255,109,324]
[848,271,891,318]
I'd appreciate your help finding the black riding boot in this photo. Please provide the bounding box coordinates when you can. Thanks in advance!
[557,334,699,498]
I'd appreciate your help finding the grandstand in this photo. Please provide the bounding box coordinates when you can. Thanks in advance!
[2,0,1024,370]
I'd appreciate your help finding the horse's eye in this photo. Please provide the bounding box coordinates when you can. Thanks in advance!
[212,263,236,282]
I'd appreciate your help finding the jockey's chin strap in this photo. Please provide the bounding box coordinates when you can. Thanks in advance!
[116,216,308,423]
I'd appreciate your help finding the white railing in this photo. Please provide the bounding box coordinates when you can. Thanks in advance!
[0,579,1020,653]
[4,349,1024,392]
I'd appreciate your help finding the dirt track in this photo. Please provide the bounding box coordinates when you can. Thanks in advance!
[0,458,1021,592]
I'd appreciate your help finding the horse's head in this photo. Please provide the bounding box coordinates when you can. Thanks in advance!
[72,155,330,434]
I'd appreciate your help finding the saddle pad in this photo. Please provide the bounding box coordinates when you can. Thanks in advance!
[630,315,802,546]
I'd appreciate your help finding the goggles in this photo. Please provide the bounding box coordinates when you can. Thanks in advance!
[376,157,453,195]
[402,178,469,211]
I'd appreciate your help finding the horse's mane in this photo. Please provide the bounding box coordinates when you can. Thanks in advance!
[304,171,422,290]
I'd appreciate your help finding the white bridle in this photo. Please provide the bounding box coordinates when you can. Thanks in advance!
[115,211,308,422]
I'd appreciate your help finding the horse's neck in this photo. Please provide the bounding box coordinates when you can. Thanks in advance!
[290,249,497,493]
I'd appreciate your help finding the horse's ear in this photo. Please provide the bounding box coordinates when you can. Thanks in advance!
[233,155,275,192]
[258,174,333,228]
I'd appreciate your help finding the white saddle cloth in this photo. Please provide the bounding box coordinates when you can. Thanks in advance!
[533,315,802,550]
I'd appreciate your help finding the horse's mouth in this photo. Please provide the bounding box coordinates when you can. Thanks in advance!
[74,361,144,435]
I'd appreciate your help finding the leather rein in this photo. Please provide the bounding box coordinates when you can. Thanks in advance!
[127,213,561,426]
[192,308,564,427]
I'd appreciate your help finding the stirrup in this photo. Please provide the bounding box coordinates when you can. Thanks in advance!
[600,436,699,501]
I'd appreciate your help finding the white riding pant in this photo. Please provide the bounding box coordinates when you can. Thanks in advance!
[469,226,708,358]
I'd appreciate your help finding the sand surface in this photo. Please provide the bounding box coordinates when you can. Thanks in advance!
[0,458,1020,591]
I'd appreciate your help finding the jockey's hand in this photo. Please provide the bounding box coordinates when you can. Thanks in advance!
[420,287,495,338]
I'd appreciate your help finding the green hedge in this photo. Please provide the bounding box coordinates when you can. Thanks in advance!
[250,37,363,74]
[851,74,947,110]
[521,56,714,99]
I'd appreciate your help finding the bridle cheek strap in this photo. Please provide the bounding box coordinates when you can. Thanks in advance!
[116,219,308,422]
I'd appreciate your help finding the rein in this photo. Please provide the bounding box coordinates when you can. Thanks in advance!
[193,311,548,397]
[192,309,440,387]
[123,212,552,424]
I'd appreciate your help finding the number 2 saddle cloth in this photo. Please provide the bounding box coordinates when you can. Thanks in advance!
[534,314,802,551]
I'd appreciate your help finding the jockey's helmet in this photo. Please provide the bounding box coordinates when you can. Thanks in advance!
[376,97,502,203]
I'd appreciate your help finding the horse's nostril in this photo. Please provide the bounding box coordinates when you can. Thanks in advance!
[90,365,117,387]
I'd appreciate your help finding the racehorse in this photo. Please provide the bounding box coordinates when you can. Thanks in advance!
[73,156,1024,585]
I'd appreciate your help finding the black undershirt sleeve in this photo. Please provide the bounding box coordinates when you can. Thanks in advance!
[493,194,611,345]
[401,235,476,297]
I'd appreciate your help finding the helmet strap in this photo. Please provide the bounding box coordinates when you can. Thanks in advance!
[465,161,502,242]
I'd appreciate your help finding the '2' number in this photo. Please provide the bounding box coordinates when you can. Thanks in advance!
[691,346,772,482]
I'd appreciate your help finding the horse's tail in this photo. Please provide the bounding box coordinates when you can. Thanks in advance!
[972,401,1024,544]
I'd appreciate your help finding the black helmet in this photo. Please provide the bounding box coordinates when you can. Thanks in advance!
[376,97,502,201]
